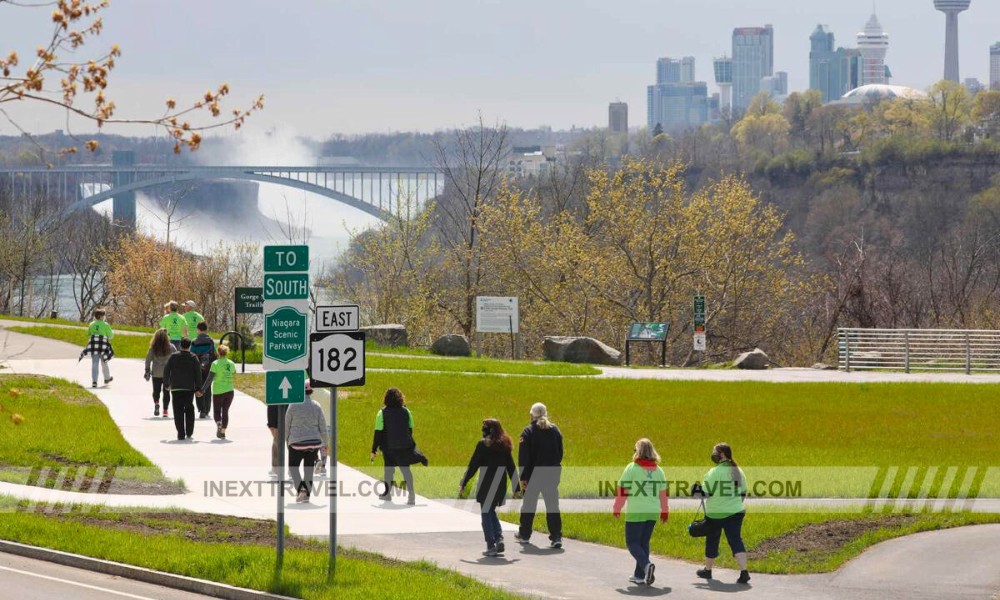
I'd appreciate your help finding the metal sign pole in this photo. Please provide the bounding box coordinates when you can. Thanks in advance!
[277,407,285,569]
[328,384,338,579]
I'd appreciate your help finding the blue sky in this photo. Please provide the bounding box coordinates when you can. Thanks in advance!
[2,0,998,136]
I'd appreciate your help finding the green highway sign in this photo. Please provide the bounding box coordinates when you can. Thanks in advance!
[264,301,309,369]
[265,370,305,405]
[264,245,309,273]
[264,273,310,300]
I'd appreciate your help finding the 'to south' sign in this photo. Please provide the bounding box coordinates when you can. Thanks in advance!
[263,245,309,372]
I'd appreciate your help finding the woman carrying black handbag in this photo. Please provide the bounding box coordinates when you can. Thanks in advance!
[370,388,427,505]
[692,442,750,585]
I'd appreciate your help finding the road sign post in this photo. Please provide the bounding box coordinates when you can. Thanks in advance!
[263,245,309,572]
[694,294,706,353]
[309,316,364,579]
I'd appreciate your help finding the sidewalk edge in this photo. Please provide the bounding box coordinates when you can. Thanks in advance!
[0,539,298,600]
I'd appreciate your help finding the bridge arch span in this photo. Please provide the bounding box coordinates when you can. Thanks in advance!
[66,171,393,221]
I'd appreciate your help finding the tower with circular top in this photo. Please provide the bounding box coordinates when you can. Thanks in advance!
[934,0,972,82]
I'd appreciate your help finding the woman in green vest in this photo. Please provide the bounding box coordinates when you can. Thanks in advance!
[694,442,750,585]
[612,438,668,587]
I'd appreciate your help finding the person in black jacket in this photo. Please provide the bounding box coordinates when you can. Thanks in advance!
[163,337,204,440]
[370,388,425,505]
[515,402,564,548]
[459,418,521,557]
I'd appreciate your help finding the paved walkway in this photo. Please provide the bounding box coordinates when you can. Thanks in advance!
[2,323,1000,599]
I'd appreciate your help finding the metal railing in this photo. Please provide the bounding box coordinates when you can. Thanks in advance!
[838,328,1000,374]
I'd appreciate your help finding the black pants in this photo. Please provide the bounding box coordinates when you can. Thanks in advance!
[152,377,171,411]
[518,474,562,540]
[171,390,195,438]
[705,511,746,558]
[288,447,318,496]
[213,391,234,428]
[383,449,414,499]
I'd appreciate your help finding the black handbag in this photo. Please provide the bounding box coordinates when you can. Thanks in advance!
[688,498,711,538]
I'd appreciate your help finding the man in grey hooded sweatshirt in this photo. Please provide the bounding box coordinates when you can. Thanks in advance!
[285,380,326,503]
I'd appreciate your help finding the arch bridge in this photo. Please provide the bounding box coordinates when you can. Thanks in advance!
[0,162,441,225]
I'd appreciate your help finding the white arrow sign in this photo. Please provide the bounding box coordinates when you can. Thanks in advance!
[279,376,292,399]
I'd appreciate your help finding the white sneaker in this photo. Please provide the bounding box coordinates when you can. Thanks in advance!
[628,576,645,585]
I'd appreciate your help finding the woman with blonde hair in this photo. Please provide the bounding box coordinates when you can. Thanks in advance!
[612,438,669,587]
[143,328,176,418]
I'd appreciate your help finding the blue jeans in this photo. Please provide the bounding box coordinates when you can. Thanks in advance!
[91,355,110,383]
[705,511,746,558]
[625,520,656,578]
[481,505,503,547]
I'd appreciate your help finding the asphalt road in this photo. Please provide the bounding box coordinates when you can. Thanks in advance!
[0,552,215,600]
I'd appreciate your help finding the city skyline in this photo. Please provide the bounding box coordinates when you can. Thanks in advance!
[1,0,999,136]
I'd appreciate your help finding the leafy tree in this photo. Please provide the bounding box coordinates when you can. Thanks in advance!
[0,0,263,154]
[927,80,972,142]
[972,90,1000,138]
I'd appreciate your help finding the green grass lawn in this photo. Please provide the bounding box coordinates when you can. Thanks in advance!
[498,508,1000,574]
[0,313,157,333]
[236,371,1000,499]
[7,325,264,363]
[0,500,514,600]
[0,375,178,492]
[9,326,598,374]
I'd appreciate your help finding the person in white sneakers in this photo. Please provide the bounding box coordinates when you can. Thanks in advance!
[284,381,325,503]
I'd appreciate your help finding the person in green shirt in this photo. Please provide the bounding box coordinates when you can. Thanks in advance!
[200,345,237,439]
[182,300,205,337]
[612,438,668,587]
[693,442,750,585]
[159,301,187,345]
[82,308,114,388]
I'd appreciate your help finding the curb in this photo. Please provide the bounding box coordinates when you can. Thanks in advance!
[0,540,298,600]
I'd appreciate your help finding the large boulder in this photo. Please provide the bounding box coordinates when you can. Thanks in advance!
[430,334,471,357]
[362,324,408,348]
[733,348,769,370]
[543,336,622,366]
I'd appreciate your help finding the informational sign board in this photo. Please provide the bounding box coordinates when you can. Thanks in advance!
[234,287,263,314]
[476,296,519,333]
[315,304,360,332]
[627,322,668,341]
[265,370,306,405]
[309,331,366,387]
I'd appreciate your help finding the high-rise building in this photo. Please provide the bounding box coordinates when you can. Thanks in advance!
[680,57,696,83]
[857,13,890,86]
[609,102,628,133]
[647,82,710,133]
[732,25,774,112]
[761,71,788,101]
[991,42,1000,90]
[810,25,863,102]
[714,56,734,113]
[934,1,972,82]
[656,58,681,84]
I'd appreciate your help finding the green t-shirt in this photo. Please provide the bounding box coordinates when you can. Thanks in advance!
[374,407,414,430]
[160,313,186,340]
[209,357,236,395]
[184,311,204,337]
[704,462,748,518]
[618,461,667,522]
[87,320,114,339]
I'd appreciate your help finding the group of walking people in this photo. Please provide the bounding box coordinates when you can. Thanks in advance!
[143,301,238,441]
[82,307,748,586]
[370,391,749,586]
